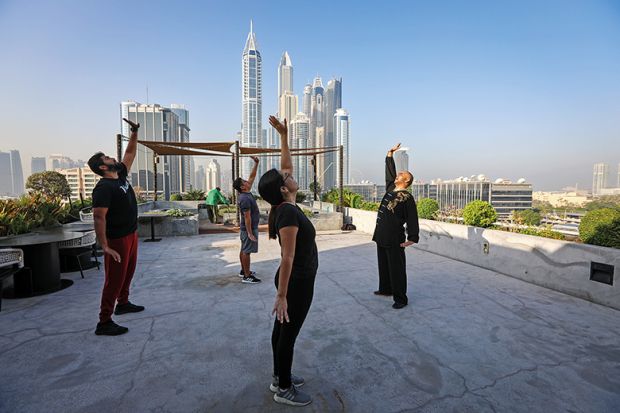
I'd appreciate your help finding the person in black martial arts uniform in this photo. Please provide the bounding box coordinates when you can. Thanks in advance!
[372,143,420,309]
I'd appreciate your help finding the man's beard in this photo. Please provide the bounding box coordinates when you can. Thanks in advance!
[108,162,124,172]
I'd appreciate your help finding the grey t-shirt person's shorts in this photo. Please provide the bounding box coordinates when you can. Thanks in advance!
[240,227,258,254]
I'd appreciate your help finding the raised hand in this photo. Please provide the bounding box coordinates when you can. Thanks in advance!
[269,115,287,136]
[123,117,140,132]
[389,143,401,154]
[250,156,259,164]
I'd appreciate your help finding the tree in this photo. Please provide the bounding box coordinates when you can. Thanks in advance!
[26,171,71,200]
[462,200,497,228]
[586,195,620,212]
[511,209,542,226]
[309,182,322,196]
[579,208,620,249]
[296,192,307,203]
[417,198,439,220]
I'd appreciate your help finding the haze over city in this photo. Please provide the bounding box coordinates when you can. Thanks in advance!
[1,0,619,190]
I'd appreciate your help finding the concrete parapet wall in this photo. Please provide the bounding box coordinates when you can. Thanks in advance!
[346,207,620,310]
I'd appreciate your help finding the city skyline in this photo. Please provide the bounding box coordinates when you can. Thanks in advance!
[1,1,619,190]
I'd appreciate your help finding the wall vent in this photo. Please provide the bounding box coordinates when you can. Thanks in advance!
[590,262,614,286]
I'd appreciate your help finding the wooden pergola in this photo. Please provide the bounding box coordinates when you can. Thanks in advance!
[116,135,345,212]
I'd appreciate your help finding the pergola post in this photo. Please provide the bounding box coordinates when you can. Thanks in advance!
[234,140,240,225]
[116,134,123,162]
[312,154,318,202]
[339,145,344,215]
[153,152,158,202]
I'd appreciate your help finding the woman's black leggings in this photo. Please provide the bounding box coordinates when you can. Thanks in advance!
[272,269,316,389]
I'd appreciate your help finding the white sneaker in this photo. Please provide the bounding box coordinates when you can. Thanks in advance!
[273,385,312,407]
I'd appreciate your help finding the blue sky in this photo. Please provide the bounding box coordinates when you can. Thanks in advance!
[1,0,619,190]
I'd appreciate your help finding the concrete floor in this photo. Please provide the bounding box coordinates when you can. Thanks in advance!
[1,231,619,413]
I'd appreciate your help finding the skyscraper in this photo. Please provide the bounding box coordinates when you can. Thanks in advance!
[121,101,182,200]
[592,163,609,195]
[170,104,191,192]
[291,113,310,190]
[278,51,293,99]
[323,78,342,190]
[0,152,12,196]
[302,84,312,117]
[206,159,222,191]
[278,51,297,122]
[195,165,206,192]
[394,148,410,173]
[9,150,24,196]
[241,21,262,180]
[31,157,47,174]
[335,109,350,186]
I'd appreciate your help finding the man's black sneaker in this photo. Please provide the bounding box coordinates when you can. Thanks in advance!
[95,320,129,336]
[242,275,262,284]
[392,302,407,309]
[114,302,145,315]
[374,290,392,296]
[239,270,257,278]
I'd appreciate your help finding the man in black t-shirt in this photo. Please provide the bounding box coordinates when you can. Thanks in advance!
[372,143,420,309]
[88,118,144,336]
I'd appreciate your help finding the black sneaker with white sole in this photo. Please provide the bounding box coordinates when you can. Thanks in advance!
[242,275,261,284]
[239,270,257,278]
[114,302,145,315]
[273,385,312,406]
[270,374,305,392]
[95,320,129,336]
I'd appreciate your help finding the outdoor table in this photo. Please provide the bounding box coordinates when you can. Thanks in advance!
[0,228,83,296]
[62,222,95,232]
[138,212,168,242]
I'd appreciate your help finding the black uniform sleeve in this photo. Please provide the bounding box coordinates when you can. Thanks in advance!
[385,156,397,192]
[92,184,112,208]
[405,197,420,243]
[275,205,300,232]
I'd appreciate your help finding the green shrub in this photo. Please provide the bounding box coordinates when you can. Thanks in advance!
[518,226,565,240]
[296,192,307,203]
[417,198,439,220]
[166,208,193,217]
[183,189,206,201]
[462,200,497,228]
[360,201,380,212]
[0,193,65,236]
[170,194,183,201]
[579,208,620,248]
[512,209,541,226]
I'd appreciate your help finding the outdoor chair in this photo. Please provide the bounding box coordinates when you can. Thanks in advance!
[79,207,94,223]
[0,248,24,312]
[58,231,99,279]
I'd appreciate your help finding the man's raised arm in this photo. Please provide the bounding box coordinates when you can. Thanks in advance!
[247,156,260,188]
[122,118,140,171]
[385,143,400,192]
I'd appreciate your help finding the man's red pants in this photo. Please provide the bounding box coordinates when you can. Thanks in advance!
[99,231,138,323]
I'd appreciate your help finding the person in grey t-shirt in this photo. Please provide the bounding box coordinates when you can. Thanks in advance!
[233,156,262,284]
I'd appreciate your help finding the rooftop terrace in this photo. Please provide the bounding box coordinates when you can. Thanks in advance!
[1,231,619,412]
